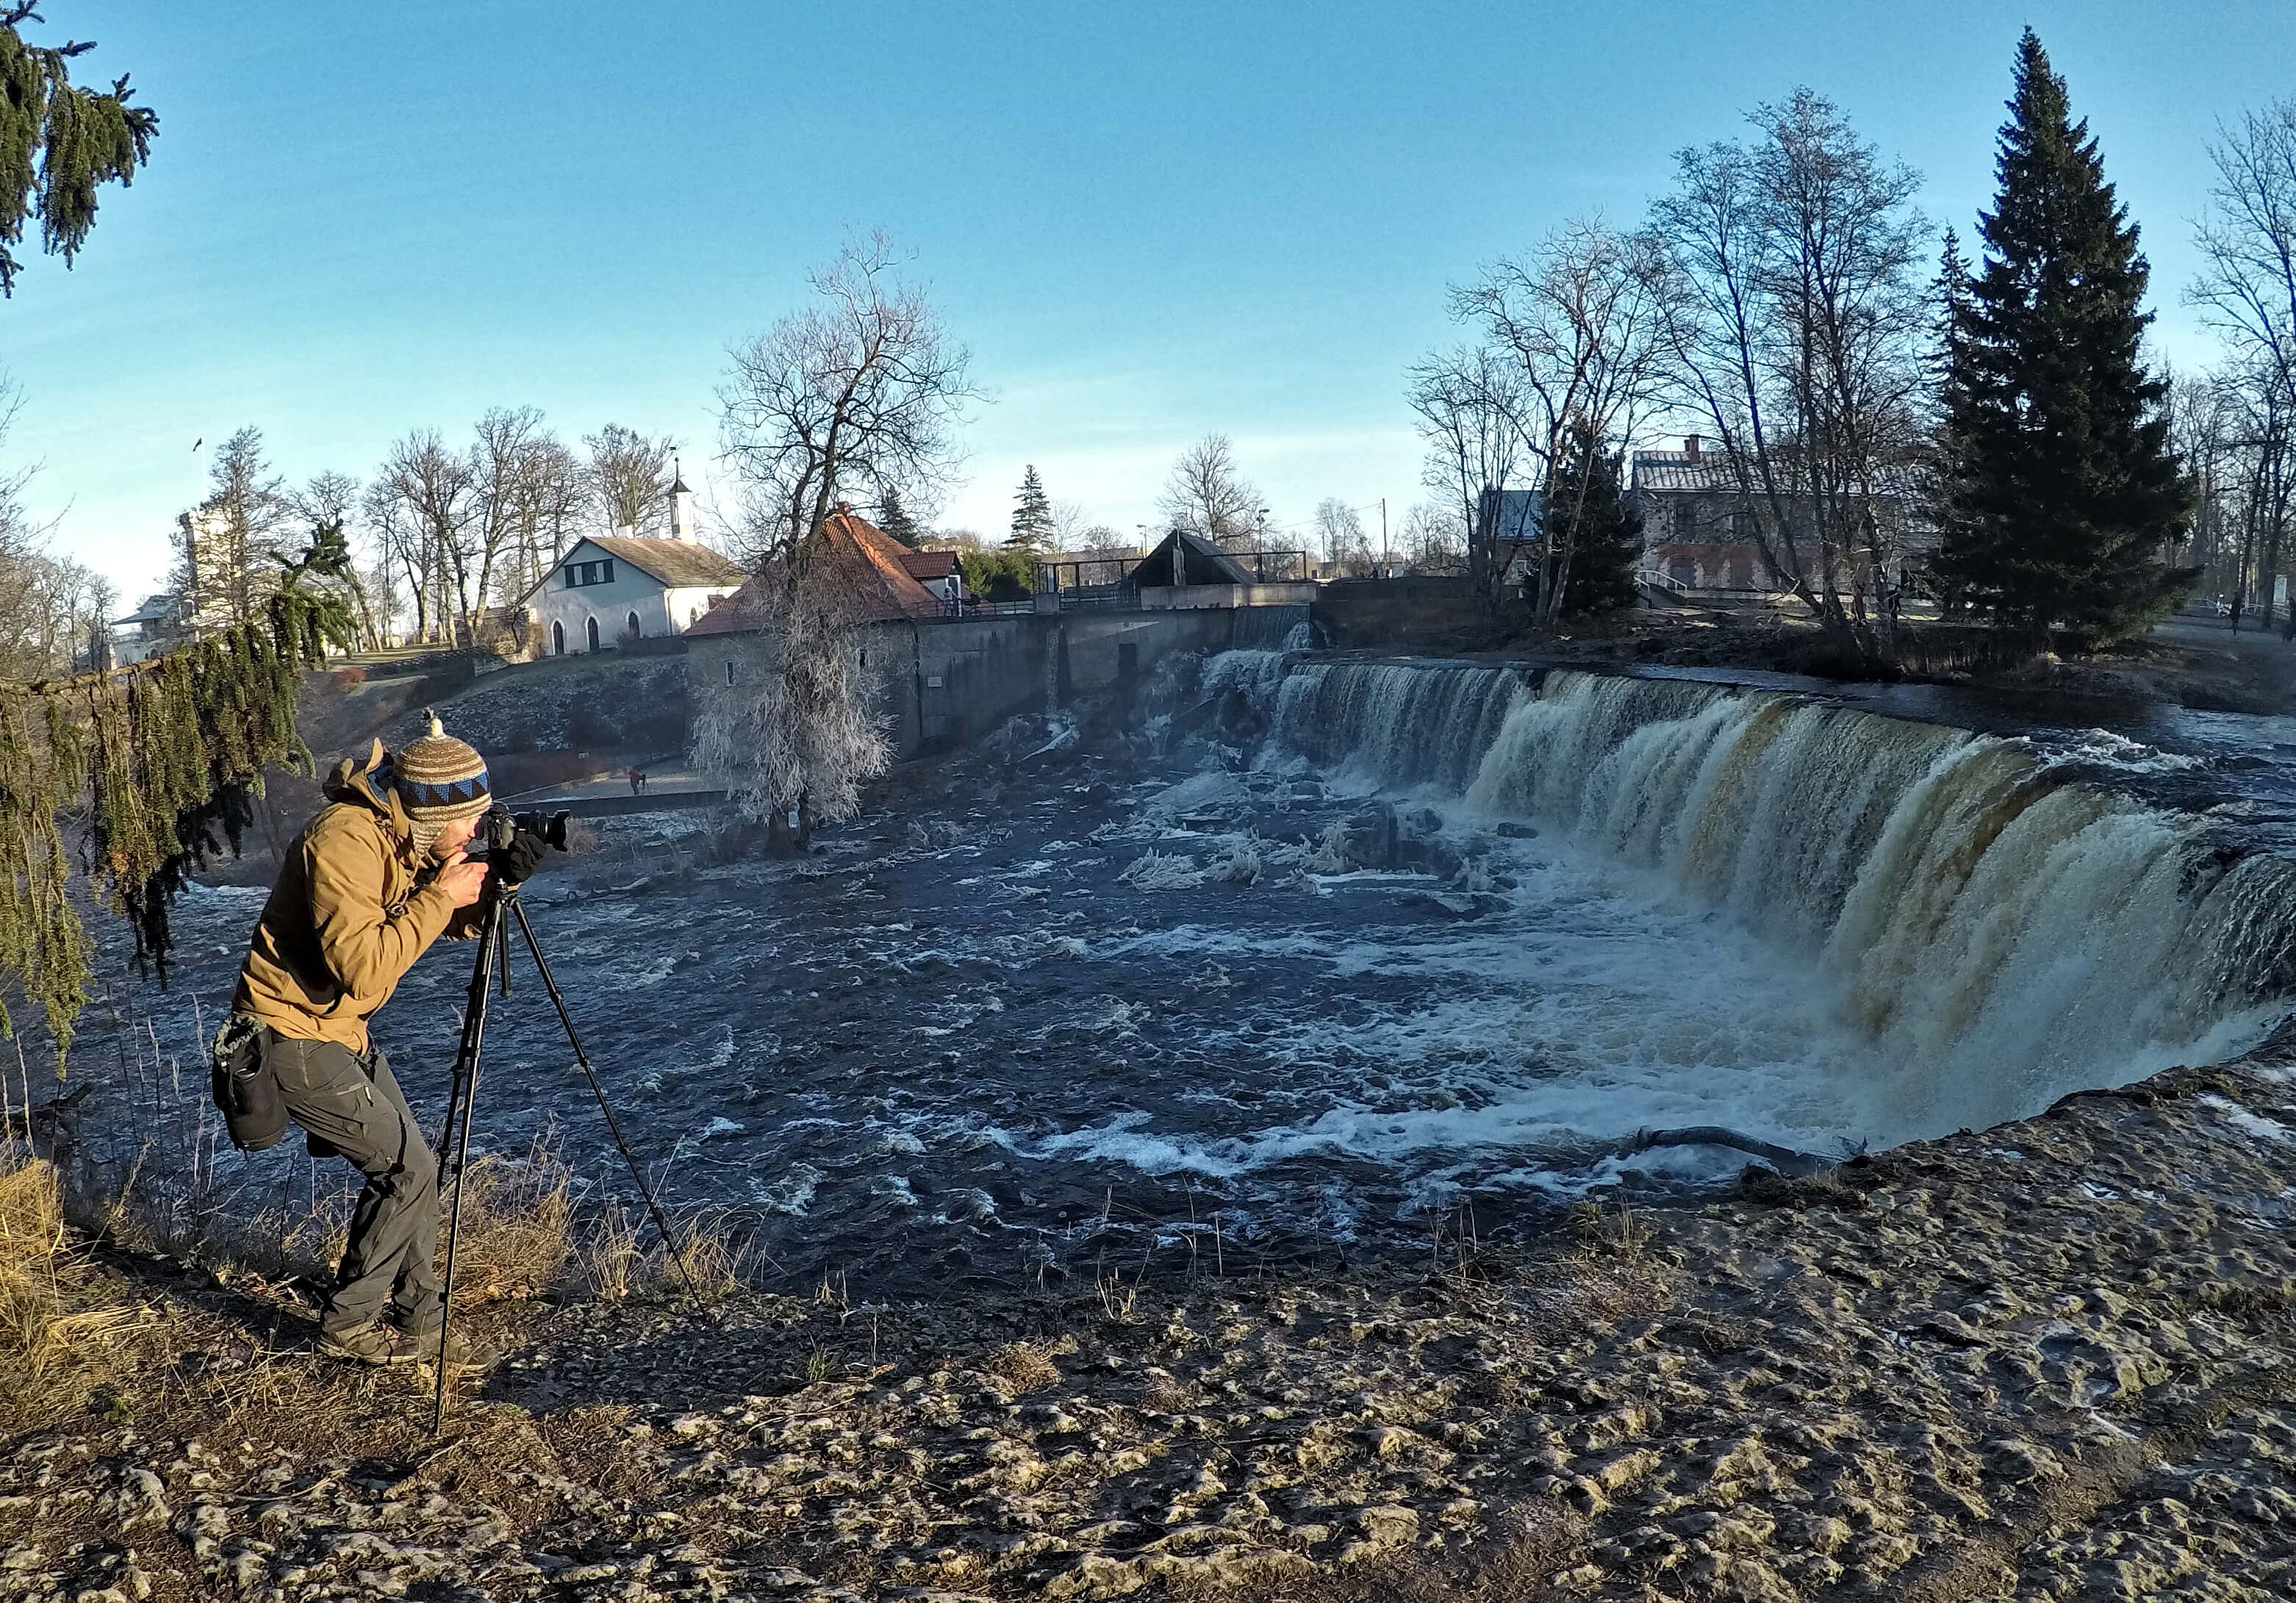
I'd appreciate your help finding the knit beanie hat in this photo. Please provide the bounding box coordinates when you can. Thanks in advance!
[395,711,492,854]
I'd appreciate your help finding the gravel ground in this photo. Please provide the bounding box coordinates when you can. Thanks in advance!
[9,1050,2296,1602]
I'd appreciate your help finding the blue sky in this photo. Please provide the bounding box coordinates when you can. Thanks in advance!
[7,0,2295,599]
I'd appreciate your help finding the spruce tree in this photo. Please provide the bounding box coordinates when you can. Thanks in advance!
[1006,464,1053,551]
[875,483,923,548]
[1,5,157,295]
[1934,29,2194,648]
[1547,421,1642,616]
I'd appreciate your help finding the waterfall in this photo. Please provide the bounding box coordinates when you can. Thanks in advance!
[1275,661,1529,792]
[1277,662,2296,1132]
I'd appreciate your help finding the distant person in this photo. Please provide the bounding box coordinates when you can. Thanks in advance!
[221,714,542,1369]
[636,769,649,794]
[627,765,642,795]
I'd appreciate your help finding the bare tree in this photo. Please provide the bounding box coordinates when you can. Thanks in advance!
[710,232,975,845]
[1646,90,1929,669]
[373,430,474,645]
[1407,345,1525,603]
[1421,218,1665,625]
[1158,434,1264,552]
[584,423,675,537]
[1399,503,1466,573]
[464,405,567,645]
[1313,498,1374,574]
[2194,101,2296,423]
[1048,498,1096,553]
[172,426,292,633]
[359,480,432,645]
[719,232,975,571]
[0,379,116,674]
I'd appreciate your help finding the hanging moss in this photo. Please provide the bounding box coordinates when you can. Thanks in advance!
[1,585,348,1061]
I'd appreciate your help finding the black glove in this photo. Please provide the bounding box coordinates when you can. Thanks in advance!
[498,826,550,886]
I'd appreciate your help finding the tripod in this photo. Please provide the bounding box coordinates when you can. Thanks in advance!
[429,870,697,1433]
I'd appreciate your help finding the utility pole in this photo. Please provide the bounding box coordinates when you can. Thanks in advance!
[1380,498,1389,578]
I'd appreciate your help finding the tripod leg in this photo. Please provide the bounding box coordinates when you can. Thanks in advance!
[505,892,705,1305]
[431,892,504,1435]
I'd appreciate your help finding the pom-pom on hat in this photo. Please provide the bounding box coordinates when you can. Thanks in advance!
[395,710,491,851]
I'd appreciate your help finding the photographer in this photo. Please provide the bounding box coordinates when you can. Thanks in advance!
[226,714,543,1369]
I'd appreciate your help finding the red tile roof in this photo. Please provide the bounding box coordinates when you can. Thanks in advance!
[899,550,959,581]
[685,511,944,636]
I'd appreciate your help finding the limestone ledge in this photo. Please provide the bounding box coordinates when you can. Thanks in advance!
[8,1056,2296,1601]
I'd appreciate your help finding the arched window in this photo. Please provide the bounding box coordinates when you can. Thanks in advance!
[551,619,564,656]
[626,610,642,641]
[586,616,600,652]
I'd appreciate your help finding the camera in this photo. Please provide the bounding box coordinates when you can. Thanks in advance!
[467,807,571,864]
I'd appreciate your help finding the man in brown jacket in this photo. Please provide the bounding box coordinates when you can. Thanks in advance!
[232,715,509,1366]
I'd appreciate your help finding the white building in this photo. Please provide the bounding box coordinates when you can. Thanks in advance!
[517,478,746,657]
[110,593,184,665]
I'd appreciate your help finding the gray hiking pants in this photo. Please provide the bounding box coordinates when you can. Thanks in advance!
[264,1033,442,1337]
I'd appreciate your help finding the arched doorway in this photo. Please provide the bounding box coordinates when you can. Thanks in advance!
[585,616,600,653]
[626,610,642,642]
[551,619,565,656]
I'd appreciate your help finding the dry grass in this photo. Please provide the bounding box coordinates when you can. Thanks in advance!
[985,1339,1063,1393]
[0,1149,151,1429]
[449,1147,576,1299]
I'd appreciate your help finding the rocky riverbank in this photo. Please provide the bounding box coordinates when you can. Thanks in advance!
[9,1045,2296,1602]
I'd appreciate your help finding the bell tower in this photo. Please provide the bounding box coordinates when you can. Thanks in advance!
[667,458,695,541]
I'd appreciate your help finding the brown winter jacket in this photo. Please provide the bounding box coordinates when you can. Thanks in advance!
[231,740,477,1052]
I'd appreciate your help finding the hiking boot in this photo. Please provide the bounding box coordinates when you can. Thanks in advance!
[318,1322,420,1367]
[396,1324,501,1371]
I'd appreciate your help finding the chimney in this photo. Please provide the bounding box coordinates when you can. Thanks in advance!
[1684,435,1702,463]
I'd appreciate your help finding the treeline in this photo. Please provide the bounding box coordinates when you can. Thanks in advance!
[169,415,684,651]
[1407,29,2287,670]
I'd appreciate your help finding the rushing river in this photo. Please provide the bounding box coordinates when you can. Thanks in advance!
[58,647,2296,1292]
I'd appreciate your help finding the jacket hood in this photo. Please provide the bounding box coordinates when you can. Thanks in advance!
[324,739,415,844]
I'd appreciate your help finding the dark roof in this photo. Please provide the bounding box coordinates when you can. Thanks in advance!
[1477,488,1543,539]
[1632,451,1743,493]
[670,474,692,495]
[1126,528,1255,588]
[686,511,944,636]
[899,550,960,581]
[579,534,746,589]
[112,593,179,627]
[1632,449,1920,499]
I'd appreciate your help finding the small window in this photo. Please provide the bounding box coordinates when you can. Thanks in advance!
[1673,502,1698,541]
[586,616,600,652]
[600,559,615,584]
[564,564,581,589]
[552,620,564,655]
[725,659,735,686]
[626,610,642,640]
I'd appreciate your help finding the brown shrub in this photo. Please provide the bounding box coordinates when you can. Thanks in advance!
[329,665,367,689]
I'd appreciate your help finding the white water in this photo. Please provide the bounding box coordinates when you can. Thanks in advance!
[1274,661,2295,1137]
